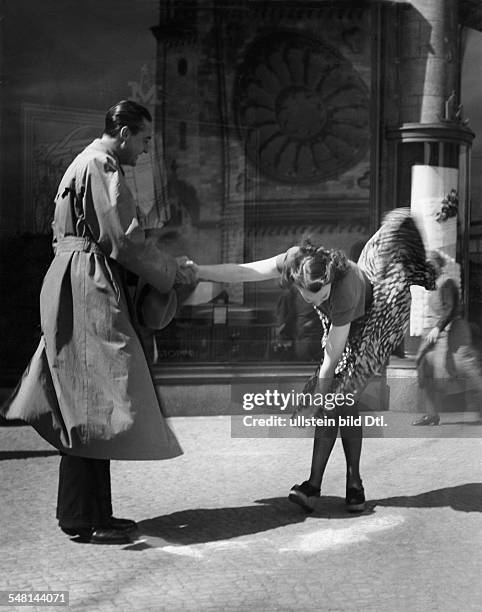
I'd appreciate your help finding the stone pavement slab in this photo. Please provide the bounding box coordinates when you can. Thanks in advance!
[0,417,481,611]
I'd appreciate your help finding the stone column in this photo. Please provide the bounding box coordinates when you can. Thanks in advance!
[399,0,459,124]
[393,1,474,338]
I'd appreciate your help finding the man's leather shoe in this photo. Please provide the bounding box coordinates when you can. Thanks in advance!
[108,516,137,532]
[60,517,137,538]
[60,526,81,537]
[78,527,132,545]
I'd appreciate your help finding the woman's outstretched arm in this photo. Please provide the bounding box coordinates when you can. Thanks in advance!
[192,255,282,283]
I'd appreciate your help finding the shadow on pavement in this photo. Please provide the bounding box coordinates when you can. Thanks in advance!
[135,495,373,547]
[0,450,59,460]
[134,484,481,549]
[374,483,482,513]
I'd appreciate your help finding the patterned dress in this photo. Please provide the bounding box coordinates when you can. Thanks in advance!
[305,208,437,398]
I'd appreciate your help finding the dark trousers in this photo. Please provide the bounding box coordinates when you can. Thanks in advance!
[56,455,112,529]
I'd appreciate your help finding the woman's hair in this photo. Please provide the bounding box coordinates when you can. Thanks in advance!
[281,240,349,291]
[104,100,152,137]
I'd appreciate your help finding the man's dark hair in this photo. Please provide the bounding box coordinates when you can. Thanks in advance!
[104,100,152,136]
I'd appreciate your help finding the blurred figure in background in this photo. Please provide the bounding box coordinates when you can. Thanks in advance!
[413,252,482,425]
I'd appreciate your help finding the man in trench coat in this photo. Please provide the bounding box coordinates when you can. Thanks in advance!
[2,100,193,544]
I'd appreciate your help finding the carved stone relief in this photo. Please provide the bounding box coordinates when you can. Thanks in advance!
[234,31,370,184]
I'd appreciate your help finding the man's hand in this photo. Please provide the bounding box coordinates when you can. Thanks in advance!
[179,257,198,273]
[174,256,198,285]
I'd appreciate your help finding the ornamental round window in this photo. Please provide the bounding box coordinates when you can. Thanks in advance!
[234,31,370,183]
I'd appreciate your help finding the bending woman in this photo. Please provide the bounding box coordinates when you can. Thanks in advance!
[187,209,438,512]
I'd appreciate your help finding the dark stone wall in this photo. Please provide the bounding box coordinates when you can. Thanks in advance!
[0,0,159,379]
[0,236,52,382]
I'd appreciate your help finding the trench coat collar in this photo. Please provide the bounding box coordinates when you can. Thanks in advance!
[86,138,125,175]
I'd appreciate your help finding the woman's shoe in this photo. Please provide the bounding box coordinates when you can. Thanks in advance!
[345,483,366,512]
[411,414,440,426]
[288,481,320,513]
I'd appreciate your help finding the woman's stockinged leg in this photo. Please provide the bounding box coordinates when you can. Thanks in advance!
[341,426,363,488]
[307,423,338,489]
[339,404,366,511]
[288,423,337,512]
[341,424,366,511]
[340,402,363,488]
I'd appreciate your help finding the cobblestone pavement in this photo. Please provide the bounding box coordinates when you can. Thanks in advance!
[0,415,481,612]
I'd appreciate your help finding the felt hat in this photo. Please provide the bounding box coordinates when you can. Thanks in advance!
[136,283,178,330]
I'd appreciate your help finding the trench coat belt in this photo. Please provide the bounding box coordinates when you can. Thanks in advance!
[55,236,104,256]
